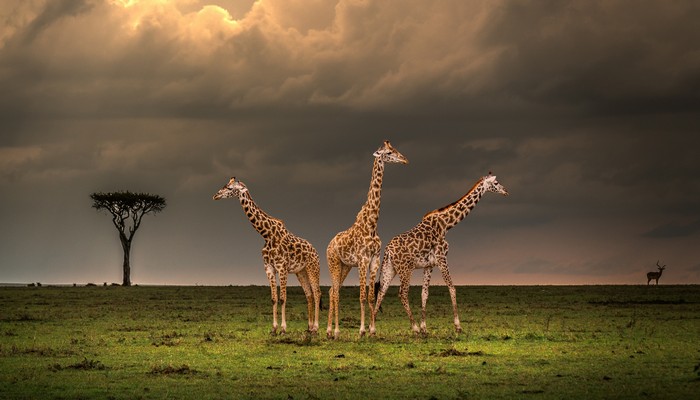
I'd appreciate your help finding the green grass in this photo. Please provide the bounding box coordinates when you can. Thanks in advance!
[1,285,699,399]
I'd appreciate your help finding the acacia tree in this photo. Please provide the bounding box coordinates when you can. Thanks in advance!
[90,191,166,286]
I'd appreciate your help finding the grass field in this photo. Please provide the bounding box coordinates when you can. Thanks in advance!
[1,284,699,399]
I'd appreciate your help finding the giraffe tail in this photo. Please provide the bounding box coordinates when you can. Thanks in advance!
[374,253,387,313]
[374,280,382,313]
[376,252,384,287]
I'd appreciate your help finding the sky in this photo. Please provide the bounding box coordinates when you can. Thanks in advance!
[1,0,699,286]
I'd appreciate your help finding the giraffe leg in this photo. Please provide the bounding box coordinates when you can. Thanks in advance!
[437,260,462,333]
[279,269,288,335]
[326,252,342,339]
[420,267,433,334]
[333,264,352,339]
[367,255,380,335]
[371,259,395,336]
[358,259,369,337]
[265,264,279,335]
[308,261,321,334]
[296,270,314,332]
[398,272,419,334]
[327,284,335,338]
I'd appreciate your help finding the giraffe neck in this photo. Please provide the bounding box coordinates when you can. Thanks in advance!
[239,192,285,241]
[354,157,385,231]
[425,178,486,231]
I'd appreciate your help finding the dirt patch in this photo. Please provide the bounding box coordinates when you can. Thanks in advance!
[266,331,318,346]
[50,358,107,371]
[432,348,485,357]
[149,364,199,375]
[150,331,184,347]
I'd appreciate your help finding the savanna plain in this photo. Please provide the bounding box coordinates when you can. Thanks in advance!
[1,284,699,399]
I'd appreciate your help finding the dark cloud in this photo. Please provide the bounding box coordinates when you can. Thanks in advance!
[21,0,93,44]
[1,1,699,285]
[643,220,700,238]
[482,0,700,115]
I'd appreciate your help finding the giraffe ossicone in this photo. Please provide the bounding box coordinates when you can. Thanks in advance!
[326,140,408,339]
[370,172,508,335]
[214,176,322,335]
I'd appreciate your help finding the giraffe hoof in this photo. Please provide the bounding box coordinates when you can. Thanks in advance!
[455,326,463,334]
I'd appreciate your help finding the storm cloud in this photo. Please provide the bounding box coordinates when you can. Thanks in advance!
[1,0,698,286]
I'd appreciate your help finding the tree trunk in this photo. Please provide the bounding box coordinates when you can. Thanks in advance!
[121,237,132,286]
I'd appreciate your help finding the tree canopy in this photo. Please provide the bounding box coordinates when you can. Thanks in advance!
[91,191,166,225]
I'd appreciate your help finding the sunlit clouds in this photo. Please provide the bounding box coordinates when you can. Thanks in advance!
[1,0,506,115]
[4,0,698,115]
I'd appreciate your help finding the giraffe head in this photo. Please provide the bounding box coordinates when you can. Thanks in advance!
[213,177,248,200]
[373,140,409,164]
[482,173,509,196]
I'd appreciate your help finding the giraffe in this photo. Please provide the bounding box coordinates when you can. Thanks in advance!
[370,173,508,335]
[326,140,408,339]
[213,177,321,334]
